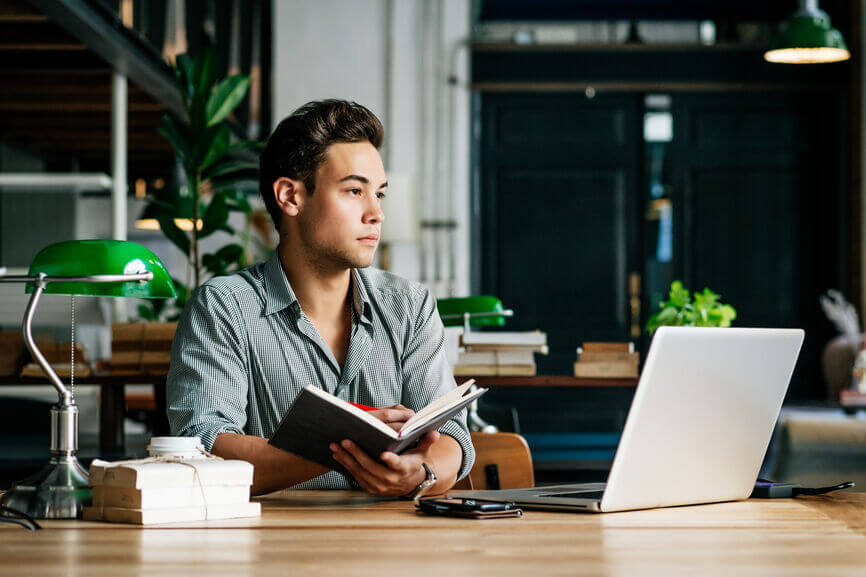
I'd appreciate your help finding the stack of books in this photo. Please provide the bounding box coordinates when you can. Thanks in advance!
[83,458,260,525]
[454,331,548,376]
[574,342,639,378]
[110,322,177,375]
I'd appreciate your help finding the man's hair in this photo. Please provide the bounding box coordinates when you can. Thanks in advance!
[259,99,384,231]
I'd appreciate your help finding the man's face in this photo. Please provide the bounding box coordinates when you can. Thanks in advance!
[296,141,386,270]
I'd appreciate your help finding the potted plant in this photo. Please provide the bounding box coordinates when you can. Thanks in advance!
[138,48,265,321]
[646,281,737,335]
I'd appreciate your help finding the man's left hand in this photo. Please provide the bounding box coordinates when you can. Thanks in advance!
[329,431,440,496]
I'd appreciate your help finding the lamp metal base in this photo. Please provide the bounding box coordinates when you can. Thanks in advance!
[0,454,91,519]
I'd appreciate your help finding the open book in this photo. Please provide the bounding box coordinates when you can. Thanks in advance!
[268,380,485,475]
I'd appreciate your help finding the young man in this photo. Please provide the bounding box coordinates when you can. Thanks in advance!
[167,100,474,497]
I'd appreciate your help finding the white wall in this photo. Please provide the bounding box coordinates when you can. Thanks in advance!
[272,0,473,297]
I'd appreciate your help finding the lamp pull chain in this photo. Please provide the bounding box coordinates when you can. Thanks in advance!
[70,294,75,401]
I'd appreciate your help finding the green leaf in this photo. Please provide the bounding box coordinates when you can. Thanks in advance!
[215,243,244,264]
[668,280,690,309]
[226,139,266,155]
[203,159,258,182]
[156,216,191,256]
[159,115,193,164]
[137,304,156,321]
[202,253,228,276]
[200,125,231,170]
[221,188,252,213]
[192,48,218,98]
[171,277,191,307]
[175,53,195,101]
[199,193,229,238]
[205,75,251,127]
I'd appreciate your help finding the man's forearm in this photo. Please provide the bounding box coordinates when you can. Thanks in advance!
[426,434,464,494]
[212,433,329,495]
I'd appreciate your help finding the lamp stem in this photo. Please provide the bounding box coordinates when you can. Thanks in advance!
[22,274,72,406]
[800,0,819,14]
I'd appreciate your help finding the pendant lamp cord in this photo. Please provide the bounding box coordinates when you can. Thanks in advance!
[70,294,75,401]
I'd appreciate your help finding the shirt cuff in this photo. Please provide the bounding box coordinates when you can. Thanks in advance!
[180,422,245,453]
[438,418,476,481]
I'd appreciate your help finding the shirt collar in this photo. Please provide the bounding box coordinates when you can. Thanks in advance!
[351,268,373,325]
[263,252,372,324]
[263,252,299,316]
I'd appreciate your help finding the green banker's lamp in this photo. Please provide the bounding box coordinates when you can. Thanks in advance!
[0,240,175,519]
[764,0,850,64]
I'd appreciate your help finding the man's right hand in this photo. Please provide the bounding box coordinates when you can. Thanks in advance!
[368,404,415,432]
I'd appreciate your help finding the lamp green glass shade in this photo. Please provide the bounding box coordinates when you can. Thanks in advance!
[438,296,507,328]
[26,240,176,298]
[765,8,850,64]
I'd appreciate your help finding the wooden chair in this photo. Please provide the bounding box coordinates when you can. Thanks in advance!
[452,432,534,490]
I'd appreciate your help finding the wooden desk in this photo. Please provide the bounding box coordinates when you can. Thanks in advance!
[2,491,865,576]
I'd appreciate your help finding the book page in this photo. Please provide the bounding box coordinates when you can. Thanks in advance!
[399,379,475,434]
[303,385,398,438]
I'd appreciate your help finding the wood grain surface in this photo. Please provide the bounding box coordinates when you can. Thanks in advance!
[1,491,865,576]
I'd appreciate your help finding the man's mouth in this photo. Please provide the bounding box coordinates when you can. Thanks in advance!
[358,235,379,246]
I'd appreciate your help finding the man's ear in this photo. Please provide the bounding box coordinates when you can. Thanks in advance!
[273,177,305,217]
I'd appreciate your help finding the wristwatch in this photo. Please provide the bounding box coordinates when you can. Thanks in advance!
[405,462,437,502]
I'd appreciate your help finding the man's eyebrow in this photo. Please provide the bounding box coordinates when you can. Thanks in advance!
[339,174,369,184]
[339,175,388,189]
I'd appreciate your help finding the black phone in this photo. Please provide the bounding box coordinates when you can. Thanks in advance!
[415,498,522,519]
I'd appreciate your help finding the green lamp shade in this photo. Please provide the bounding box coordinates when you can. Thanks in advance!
[438,296,507,328]
[26,240,176,298]
[765,10,850,64]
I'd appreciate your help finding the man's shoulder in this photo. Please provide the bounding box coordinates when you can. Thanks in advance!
[196,262,267,300]
[357,267,428,301]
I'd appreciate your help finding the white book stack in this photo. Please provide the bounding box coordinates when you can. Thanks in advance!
[454,331,548,376]
[83,458,260,525]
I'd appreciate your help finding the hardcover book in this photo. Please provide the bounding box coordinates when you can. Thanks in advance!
[269,380,484,473]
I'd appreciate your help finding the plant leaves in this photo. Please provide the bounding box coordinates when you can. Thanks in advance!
[159,115,193,165]
[200,124,231,170]
[175,53,195,102]
[156,216,191,256]
[205,75,251,127]
[192,47,217,99]
[215,243,244,263]
[203,159,259,182]
[199,193,229,238]
[645,281,737,334]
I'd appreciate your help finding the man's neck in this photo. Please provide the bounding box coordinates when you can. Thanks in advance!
[277,240,351,322]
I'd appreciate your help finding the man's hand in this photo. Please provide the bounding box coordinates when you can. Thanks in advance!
[367,404,414,432]
[330,431,440,496]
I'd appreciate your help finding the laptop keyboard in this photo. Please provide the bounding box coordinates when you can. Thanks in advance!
[540,491,605,500]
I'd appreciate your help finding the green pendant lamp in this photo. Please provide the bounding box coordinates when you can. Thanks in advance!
[764,0,850,64]
[437,296,513,332]
[0,240,175,519]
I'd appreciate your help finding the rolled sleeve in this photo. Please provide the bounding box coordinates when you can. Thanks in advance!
[167,284,249,451]
[400,285,475,480]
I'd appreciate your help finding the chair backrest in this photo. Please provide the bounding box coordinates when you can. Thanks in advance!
[453,432,534,490]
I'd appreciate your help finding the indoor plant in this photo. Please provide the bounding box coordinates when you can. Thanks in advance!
[138,48,263,320]
[646,280,737,335]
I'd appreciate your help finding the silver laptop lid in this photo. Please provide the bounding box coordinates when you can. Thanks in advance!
[600,327,804,512]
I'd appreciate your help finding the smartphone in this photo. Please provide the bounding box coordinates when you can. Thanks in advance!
[416,498,522,519]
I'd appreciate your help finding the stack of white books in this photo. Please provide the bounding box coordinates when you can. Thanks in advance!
[454,331,548,376]
[82,458,260,525]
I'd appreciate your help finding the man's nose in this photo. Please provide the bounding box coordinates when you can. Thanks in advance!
[363,196,384,224]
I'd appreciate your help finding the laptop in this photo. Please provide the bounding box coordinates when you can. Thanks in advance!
[456,326,804,513]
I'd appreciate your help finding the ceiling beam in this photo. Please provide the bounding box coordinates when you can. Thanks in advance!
[26,0,184,118]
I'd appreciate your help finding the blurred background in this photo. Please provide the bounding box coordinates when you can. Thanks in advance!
[1,0,864,490]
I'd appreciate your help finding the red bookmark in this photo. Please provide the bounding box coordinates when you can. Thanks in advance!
[348,402,377,411]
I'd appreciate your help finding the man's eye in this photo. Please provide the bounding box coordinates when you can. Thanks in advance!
[376,192,386,199]
[349,188,362,195]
